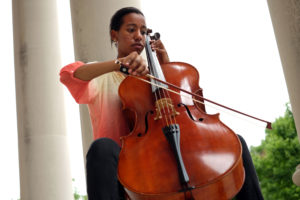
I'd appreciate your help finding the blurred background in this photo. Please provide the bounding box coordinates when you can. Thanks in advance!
[0,0,290,199]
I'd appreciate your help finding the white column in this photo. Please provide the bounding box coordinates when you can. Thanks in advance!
[267,0,300,186]
[12,0,73,199]
[69,0,141,158]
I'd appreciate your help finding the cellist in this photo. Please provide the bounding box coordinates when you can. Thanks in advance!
[60,7,264,200]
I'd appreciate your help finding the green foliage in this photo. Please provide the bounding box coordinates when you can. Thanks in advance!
[73,178,87,200]
[251,104,300,200]
[74,188,87,200]
[74,190,87,200]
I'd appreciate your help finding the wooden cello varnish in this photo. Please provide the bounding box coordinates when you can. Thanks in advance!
[117,31,245,200]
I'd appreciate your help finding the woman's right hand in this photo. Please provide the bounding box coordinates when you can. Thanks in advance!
[118,52,149,76]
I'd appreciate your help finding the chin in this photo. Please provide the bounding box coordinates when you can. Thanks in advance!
[136,49,144,55]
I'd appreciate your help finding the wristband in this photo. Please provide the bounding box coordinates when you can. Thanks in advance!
[115,59,129,75]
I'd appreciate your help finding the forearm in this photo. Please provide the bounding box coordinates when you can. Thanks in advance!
[157,52,170,65]
[74,60,120,81]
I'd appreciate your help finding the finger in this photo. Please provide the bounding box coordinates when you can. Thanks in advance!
[125,54,143,75]
[132,59,148,76]
[151,40,165,51]
[152,48,166,54]
[153,39,162,46]
[133,63,146,75]
[129,55,142,71]
[124,57,133,66]
[123,52,138,66]
[140,66,149,76]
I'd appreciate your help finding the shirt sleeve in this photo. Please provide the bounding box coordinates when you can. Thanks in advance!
[59,61,96,104]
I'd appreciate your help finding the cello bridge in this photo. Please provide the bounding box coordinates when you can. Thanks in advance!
[154,98,180,120]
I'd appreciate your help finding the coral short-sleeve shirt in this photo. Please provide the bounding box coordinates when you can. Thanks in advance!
[60,61,130,146]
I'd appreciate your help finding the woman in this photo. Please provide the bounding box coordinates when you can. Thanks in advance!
[60,7,263,200]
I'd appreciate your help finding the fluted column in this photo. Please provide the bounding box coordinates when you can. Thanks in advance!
[267,0,300,186]
[12,0,73,199]
[69,0,141,158]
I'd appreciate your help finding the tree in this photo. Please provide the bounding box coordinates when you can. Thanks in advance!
[251,104,300,200]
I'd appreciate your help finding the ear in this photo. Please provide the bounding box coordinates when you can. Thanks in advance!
[110,30,118,42]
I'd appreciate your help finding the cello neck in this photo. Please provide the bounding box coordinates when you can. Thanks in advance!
[145,34,168,92]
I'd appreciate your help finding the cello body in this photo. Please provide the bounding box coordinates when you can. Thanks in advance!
[118,62,245,200]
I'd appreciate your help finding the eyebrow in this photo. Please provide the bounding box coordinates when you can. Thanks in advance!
[126,23,147,29]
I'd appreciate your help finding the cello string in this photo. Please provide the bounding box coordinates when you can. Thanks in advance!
[162,86,178,125]
[146,34,173,127]
[157,88,171,126]
[146,50,170,126]
[146,32,177,126]
[149,68,169,125]
[158,84,175,125]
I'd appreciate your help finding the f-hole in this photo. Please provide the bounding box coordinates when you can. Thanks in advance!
[137,110,153,137]
[178,103,195,121]
[178,103,204,123]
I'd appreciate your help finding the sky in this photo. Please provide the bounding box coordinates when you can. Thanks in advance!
[0,0,290,199]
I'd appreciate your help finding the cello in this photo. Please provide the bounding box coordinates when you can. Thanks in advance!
[117,30,245,200]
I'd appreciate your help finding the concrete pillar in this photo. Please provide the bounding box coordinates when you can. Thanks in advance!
[69,0,141,158]
[12,0,73,199]
[266,0,300,186]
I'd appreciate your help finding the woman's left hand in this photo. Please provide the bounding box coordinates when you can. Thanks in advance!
[150,39,170,64]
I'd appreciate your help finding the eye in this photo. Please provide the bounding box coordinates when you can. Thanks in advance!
[141,30,147,35]
[127,28,135,33]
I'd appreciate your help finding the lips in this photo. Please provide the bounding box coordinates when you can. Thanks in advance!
[132,43,144,51]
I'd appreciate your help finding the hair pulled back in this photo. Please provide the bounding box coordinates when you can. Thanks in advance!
[109,7,144,43]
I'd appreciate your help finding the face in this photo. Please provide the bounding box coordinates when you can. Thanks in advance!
[111,13,147,58]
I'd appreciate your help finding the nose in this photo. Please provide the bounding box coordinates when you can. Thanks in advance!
[134,30,143,41]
